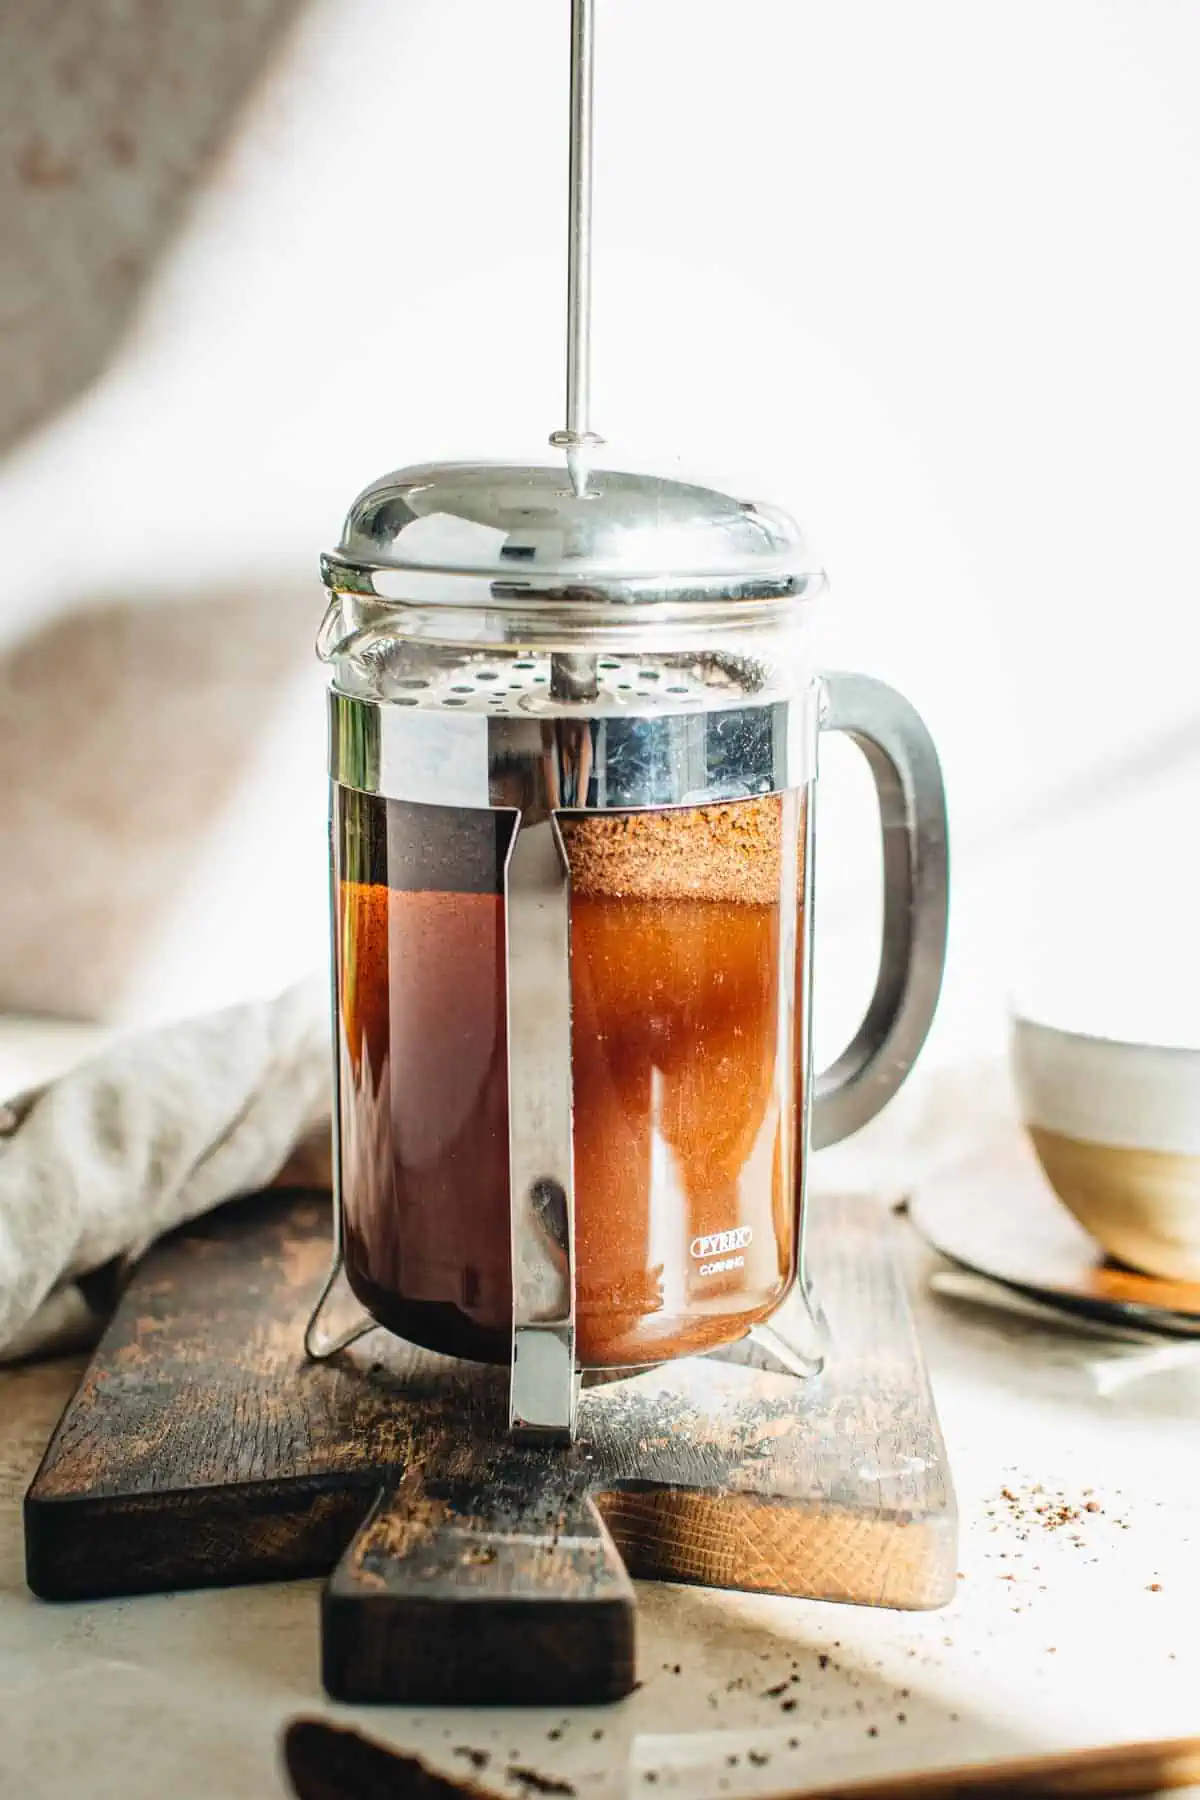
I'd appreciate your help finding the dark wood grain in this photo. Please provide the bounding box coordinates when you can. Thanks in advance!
[325,1472,635,1705]
[25,1188,955,1704]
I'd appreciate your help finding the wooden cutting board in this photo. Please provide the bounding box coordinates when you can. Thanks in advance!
[25,1189,955,1706]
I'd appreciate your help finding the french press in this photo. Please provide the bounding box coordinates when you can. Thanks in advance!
[307,0,948,1442]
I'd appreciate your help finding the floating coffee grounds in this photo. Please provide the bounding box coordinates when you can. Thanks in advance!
[335,787,806,1368]
[559,794,784,904]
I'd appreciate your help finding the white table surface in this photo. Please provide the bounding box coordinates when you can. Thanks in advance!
[1,1029,1198,1800]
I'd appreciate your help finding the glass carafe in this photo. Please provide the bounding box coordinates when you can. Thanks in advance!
[314,459,949,1438]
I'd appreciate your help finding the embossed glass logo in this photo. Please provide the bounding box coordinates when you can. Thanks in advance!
[689,1226,753,1259]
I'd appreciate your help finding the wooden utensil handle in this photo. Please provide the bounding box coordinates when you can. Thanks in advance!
[768,1733,1200,1799]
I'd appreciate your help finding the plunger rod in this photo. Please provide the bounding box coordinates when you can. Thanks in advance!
[566,0,595,454]
[549,0,601,703]
[551,0,603,500]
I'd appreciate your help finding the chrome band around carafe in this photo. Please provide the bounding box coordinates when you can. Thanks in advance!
[327,685,818,813]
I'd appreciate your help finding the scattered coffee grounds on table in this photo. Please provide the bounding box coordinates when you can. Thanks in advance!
[986,1482,1126,1540]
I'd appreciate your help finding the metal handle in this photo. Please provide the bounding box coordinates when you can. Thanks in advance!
[811,672,949,1150]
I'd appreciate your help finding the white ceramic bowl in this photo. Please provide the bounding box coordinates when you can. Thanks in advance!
[1011,1014,1200,1281]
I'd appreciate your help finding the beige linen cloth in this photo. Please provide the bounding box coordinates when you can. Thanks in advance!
[0,975,331,1363]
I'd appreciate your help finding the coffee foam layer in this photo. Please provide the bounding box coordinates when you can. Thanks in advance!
[560,795,789,906]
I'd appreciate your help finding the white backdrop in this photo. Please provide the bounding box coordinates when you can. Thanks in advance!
[1,0,1197,1064]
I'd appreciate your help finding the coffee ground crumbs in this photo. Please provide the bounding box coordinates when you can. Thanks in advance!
[987,1482,1126,1540]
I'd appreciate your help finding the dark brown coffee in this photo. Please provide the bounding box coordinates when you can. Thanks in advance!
[337,798,513,1362]
[335,788,806,1367]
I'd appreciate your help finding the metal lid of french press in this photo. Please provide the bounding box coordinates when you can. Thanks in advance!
[324,460,824,616]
